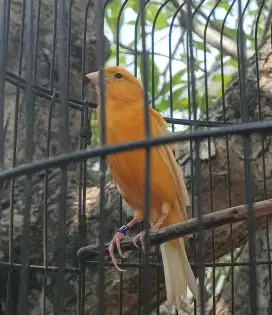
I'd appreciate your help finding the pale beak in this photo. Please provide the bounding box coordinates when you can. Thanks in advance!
[86,71,99,86]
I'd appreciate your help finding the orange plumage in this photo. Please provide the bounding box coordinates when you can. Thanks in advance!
[86,66,199,310]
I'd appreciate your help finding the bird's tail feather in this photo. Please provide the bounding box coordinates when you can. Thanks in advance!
[160,238,199,310]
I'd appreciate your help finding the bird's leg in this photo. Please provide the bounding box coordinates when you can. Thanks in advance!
[132,203,171,252]
[109,212,142,272]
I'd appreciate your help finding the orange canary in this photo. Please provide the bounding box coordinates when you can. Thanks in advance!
[86,66,199,309]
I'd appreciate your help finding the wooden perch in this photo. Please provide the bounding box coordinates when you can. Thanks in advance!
[77,199,272,261]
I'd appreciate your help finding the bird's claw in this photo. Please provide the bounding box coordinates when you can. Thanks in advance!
[109,228,157,271]
[132,228,159,254]
[132,231,147,252]
[108,232,126,272]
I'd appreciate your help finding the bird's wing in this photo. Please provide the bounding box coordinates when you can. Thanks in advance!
[150,108,177,154]
[149,108,190,219]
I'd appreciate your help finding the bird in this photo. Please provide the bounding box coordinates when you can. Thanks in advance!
[86,66,199,310]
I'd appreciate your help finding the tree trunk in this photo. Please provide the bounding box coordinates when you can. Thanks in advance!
[200,40,272,314]
[0,1,112,314]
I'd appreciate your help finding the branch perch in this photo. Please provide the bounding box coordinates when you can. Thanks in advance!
[77,199,272,261]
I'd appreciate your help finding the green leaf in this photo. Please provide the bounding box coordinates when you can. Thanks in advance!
[222,26,237,39]
[213,74,233,84]
[118,54,126,66]
[172,87,187,105]
[156,98,169,112]
[128,0,140,14]
[160,68,187,97]
[146,4,168,29]
[194,41,210,53]
[160,82,170,96]
[248,8,260,15]
[245,33,254,41]
[126,20,137,25]
[156,87,188,113]
[226,58,238,69]
[105,0,124,40]
[197,93,209,112]
[174,97,188,111]
[218,0,230,11]
[137,55,160,98]
[151,61,160,97]
[215,73,234,99]
[126,23,141,50]
[107,46,116,62]
[172,68,187,85]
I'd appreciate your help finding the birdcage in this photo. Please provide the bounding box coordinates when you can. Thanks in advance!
[0,0,272,314]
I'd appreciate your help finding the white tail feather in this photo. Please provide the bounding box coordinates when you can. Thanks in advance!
[160,238,199,310]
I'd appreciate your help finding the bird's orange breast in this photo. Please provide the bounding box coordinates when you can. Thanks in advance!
[97,102,182,227]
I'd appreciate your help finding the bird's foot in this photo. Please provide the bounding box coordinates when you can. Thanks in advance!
[108,232,127,272]
[132,228,158,253]
[132,231,146,250]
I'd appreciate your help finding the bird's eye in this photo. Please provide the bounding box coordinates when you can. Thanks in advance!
[114,73,123,79]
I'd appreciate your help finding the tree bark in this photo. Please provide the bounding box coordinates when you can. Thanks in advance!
[0,1,111,314]
[200,40,272,314]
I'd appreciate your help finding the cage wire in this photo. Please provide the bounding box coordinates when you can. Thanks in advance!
[0,0,272,314]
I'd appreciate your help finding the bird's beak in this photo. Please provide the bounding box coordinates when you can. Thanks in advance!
[86,71,99,86]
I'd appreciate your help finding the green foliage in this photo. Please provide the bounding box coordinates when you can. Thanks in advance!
[136,54,160,97]
[217,0,231,12]
[105,0,124,41]
[103,0,269,117]
[145,3,169,29]
[90,0,270,174]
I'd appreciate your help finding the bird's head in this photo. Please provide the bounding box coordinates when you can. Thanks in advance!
[86,66,143,105]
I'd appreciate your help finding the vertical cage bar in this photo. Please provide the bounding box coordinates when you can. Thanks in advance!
[168,7,180,315]
[151,0,170,112]
[219,2,236,313]
[56,0,69,313]
[139,1,152,314]
[150,3,171,312]
[33,0,41,81]
[6,1,26,313]
[134,3,148,313]
[254,2,272,309]
[94,0,106,313]
[202,3,221,313]
[0,0,6,173]
[0,2,8,309]
[168,18,174,133]
[49,0,58,89]
[18,0,35,312]
[116,0,129,67]
[41,92,54,315]
[41,1,57,313]
[67,0,73,93]
[237,0,257,312]
[77,2,92,313]
[4,0,11,65]
[115,4,127,313]
[184,5,201,315]
[186,0,205,314]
